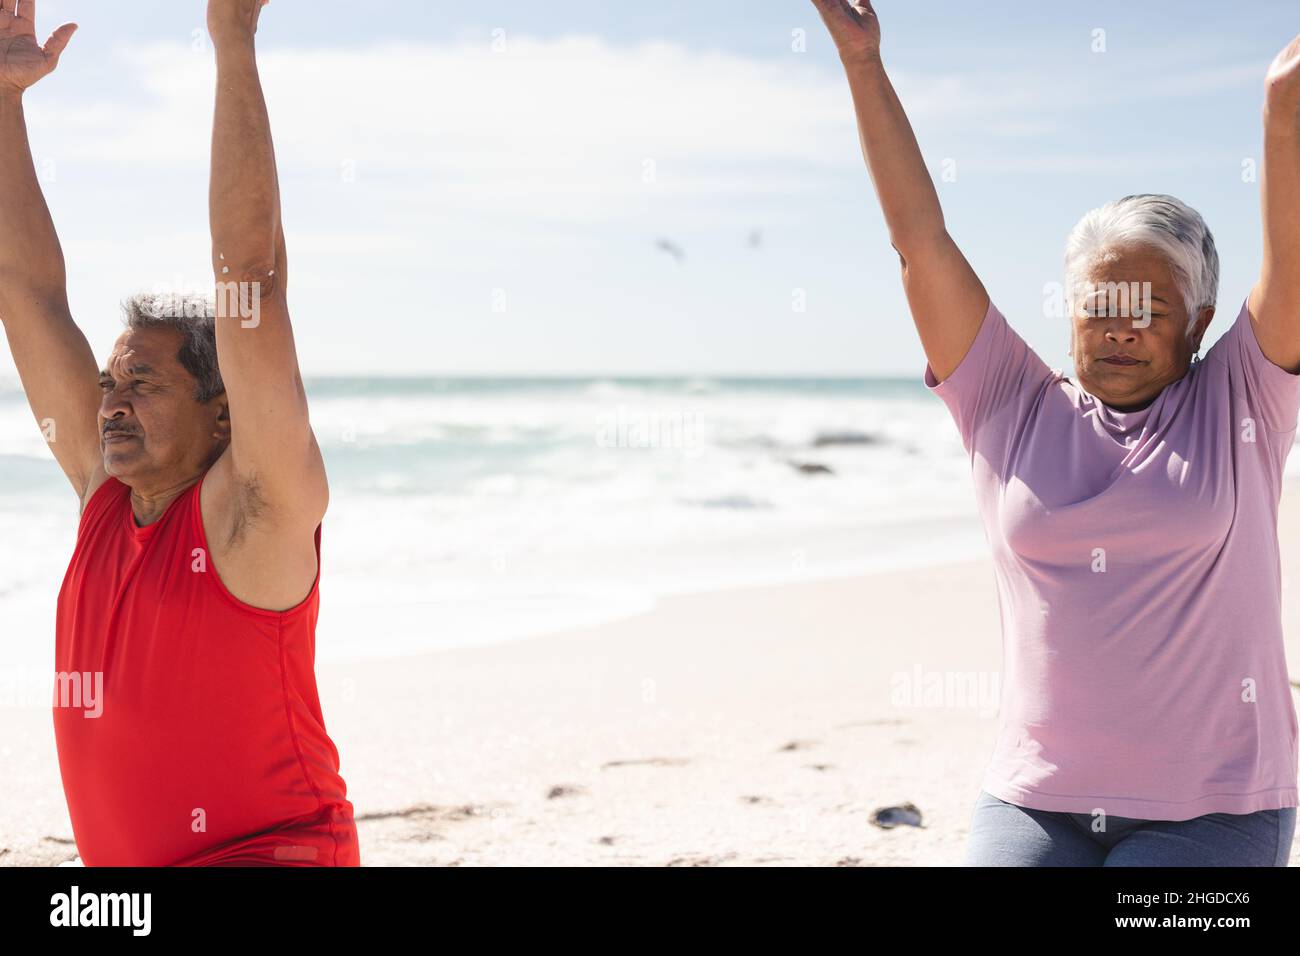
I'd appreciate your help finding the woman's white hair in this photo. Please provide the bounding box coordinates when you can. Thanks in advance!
[1063,193,1219,342]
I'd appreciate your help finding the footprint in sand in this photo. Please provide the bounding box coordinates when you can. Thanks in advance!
[666,852,738,867]
[805,763,835,772]
[601,757,690,769]
[778,739,818,752]
[356,803,504,824]
[739,795,774,805]
[354,803,509,862]
[546,785,586,799]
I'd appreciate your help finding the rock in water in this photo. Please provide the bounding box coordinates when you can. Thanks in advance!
[788,460,834,476]
[813,430,881,448]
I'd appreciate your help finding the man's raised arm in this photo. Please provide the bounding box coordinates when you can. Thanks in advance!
[0,3,98,499]
[207,0,326,523]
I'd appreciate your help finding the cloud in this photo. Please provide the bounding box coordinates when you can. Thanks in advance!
[32,36,863,225]
[30,33,1260,223]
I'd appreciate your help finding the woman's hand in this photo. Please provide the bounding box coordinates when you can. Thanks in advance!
[1266,34,1300,119]
[207,0,269,48]
[0,1,75,95]
[810,0,882,65]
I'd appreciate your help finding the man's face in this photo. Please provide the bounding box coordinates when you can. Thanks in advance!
[1070,245,1213,411]
[98,327,228,484]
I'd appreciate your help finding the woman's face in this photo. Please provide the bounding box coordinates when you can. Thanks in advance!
[1070,245,1214,411]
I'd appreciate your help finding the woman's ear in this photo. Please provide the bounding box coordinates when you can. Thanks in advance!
[1192,304,1216,351]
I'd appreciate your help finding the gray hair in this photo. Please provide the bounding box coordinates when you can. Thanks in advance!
[121,292,225,403]
[1063,193,1219,342]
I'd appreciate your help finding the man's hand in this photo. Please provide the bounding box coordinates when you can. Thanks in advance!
[0,0,75,95]
[810,0,882,65]
[1265,34,1300,121]
[207,0,269,48]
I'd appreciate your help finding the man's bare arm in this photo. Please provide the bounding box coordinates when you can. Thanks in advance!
[0,3,96,499]
[207,0,326,526]
[811,0,989,383]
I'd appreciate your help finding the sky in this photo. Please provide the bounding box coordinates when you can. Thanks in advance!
[2,0,1298,376]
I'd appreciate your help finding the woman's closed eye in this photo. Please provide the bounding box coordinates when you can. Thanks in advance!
[1084,310,1167,319]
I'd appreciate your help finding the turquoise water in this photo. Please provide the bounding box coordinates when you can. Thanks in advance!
[0,375,990,660]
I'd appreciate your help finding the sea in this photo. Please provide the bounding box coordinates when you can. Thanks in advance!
[8,373,1271,663]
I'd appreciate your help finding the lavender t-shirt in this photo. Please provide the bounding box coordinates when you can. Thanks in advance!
[926,295,1300,820]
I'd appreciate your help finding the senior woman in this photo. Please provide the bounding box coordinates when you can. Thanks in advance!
[813,0,1300,866]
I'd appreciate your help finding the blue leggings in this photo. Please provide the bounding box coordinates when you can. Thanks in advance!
[964,790,1296,866]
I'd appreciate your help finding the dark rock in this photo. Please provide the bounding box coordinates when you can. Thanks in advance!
[813,430,881,448]
[870,802,924,829]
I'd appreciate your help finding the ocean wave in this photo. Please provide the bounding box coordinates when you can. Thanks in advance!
[683,377,722,395]
[582,380,634,400]
[679,494,775,510]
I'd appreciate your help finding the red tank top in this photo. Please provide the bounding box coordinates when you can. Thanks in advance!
[52,469,360,866]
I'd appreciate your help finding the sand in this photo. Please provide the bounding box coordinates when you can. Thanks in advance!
[5,487,1300,867]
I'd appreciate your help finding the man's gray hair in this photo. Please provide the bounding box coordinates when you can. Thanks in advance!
[1063,193,1220,342]
[121,292,225,403]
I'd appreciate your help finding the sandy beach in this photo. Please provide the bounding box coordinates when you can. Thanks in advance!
[5,485,1300,867]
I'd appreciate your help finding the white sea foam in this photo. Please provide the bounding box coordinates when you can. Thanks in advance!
[9,375,1284,661]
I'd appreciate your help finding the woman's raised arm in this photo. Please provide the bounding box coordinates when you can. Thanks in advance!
[1249,34,1300,373]
[812,0,989,382]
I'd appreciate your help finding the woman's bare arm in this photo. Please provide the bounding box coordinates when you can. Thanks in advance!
[812,0,988,382]
[1249,34,1300,373]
